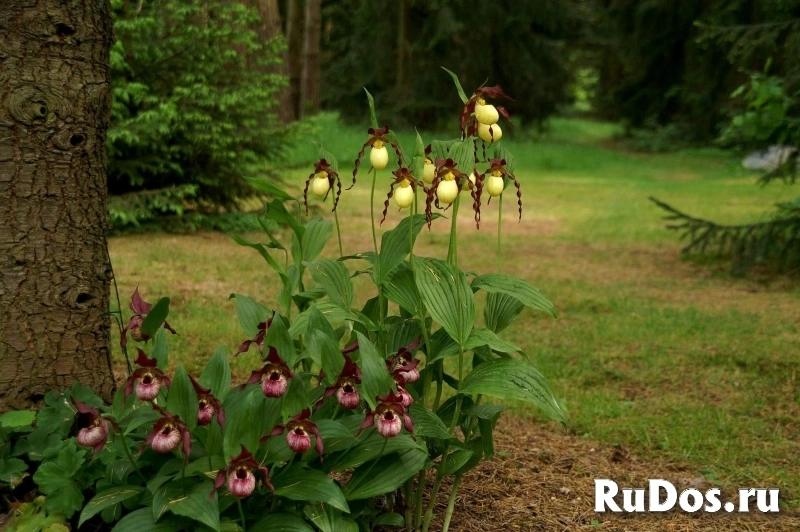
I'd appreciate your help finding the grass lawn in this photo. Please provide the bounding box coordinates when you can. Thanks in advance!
[109,115,800,506]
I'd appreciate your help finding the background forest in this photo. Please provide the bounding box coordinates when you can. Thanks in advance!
[107,0,800,270]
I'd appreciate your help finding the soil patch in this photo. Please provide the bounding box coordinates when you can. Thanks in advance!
[426,416,799,531]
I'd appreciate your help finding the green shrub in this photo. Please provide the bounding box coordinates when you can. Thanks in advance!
[108,0,296,229]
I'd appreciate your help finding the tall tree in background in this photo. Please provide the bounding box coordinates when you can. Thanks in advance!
[0,0,116,411]
[319,0,586,128]
[589,0,737,142]
[253,0,296,124]
[299,0,321,118]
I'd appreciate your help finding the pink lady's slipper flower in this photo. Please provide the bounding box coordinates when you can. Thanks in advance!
[72,398,112,453]
[241,346,293,398]
[188,375,224,427]
[145,405,191,460]
[387,336,422,384]
[358,391,414,439]
[123,349,171,401]
[393,375,414,408]
[212,446,274,499]
[316,344,362,410]
[267,408,324,456]
[120,287,177,348]
[236,312,275,356]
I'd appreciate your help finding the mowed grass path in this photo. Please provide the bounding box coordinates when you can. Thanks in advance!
[109,117,800,505]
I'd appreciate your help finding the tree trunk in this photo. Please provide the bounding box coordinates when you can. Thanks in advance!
[253,0,296,124]
[0,0,115,412]
[299,0,321,117]
[286,0,304,119]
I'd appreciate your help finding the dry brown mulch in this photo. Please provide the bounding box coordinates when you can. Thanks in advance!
[425,416,799,531]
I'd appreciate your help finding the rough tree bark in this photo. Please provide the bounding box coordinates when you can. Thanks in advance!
[299,0,320,118]
[0,0,115,412]
[286,0,304,119]
[254,0,295,124]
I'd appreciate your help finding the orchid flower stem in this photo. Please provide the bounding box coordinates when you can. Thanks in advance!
[369,166,387,332]
[412,469,426,528]
[118,431,145,483]
[104,234,132,374]
[497,193,503,274]
[421,441,451,532]
[370,167,379,257]
[334,208,344,257]
[237,498,247,532]
[441,474,463,532]
[432,360,443,412]
[403,479,414,528]
[448,345,464,434]
[409,197,433,409]
[446,193,461,268]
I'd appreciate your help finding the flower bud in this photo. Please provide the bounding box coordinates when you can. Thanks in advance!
[228,466,256,498]
[436,180,459,204]
[394,180,415,209]
[261,370,289,398]
[475,101,499,125]
[398,388,414,408]
[151,423,181,453]
[478,123,502,143]
[336,382,361,409]
[376,410,403,438]
[311,173,330,197]
[370,142,389,170]
[77,420,109,449]
[286,427,311,454]
[136,373,161,401]
[422,159,435,184]
[486,175,505,197]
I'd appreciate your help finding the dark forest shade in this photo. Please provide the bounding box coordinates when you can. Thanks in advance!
[318,0,586,128]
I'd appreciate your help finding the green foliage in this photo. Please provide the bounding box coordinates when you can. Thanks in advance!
[4,73,561,532]
[108,0,296,229]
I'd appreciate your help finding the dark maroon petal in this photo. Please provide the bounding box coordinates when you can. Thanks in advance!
[496,105,513,126]
[188,374,211,395]
[211,469,227,499]
[341,341,359,355]
[258,466,275,494]
[163,321,177,335]
[477,85,513,101]
[294,408,311,421]
[120,325,129,349]
[130,287,153,314]
[310,424,324,457]
[215,404,226,427]
[133,348,157,368]
[268,425,286,438]
[123,377,136,398]
[355,412,375,436]
[181,428,192,462]
[403,414,414,434]
[315,385,338,408]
